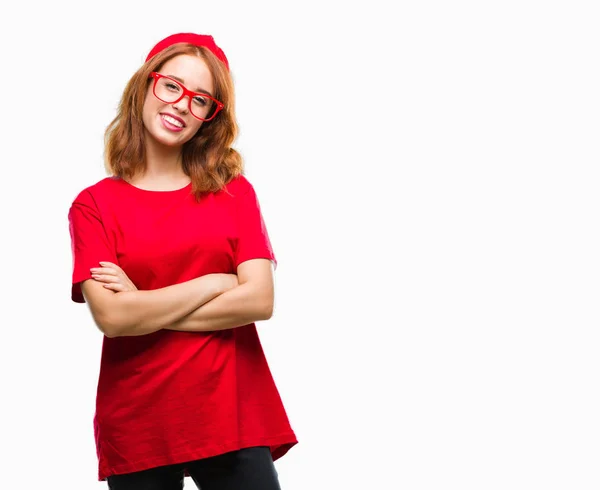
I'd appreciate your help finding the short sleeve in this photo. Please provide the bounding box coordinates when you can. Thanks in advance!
[68,190,118,303]
[234,182,277,271]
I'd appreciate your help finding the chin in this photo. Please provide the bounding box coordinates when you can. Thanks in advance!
[147,126,187,147]
[159,135,186,147]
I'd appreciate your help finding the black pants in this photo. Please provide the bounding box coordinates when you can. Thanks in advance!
[106,446,281,490]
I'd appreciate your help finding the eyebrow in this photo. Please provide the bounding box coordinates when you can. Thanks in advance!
[166,74,214,97]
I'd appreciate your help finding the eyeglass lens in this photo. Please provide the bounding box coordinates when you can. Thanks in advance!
[154,78,215,120]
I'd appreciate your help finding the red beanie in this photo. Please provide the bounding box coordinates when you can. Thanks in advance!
[145,33,229,71]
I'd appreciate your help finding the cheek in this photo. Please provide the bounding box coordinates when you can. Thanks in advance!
[188,120,204,135]
[142,86,163,113]
[141,96,156,126]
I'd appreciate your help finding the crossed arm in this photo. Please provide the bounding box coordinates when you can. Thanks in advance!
[167,259,274,333]
[81,259,274,337]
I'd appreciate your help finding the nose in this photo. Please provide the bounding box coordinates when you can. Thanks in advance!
[171,95,190,114]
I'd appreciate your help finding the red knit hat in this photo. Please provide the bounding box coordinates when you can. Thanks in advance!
[145,33,229,71]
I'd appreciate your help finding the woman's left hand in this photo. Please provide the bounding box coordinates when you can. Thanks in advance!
[90,261,138,292]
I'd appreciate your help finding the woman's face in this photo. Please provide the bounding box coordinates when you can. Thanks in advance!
[142,54,215,147]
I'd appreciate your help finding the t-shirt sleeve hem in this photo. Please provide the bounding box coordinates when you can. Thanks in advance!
[235,255,278,271]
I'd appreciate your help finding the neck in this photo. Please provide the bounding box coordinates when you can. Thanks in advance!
[141,132,187,181]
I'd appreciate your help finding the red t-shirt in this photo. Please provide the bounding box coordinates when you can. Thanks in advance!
[68,174,297,481]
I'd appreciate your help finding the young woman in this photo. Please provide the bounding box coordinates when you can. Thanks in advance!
[68,32,297,490]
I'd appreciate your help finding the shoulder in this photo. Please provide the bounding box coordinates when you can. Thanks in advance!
[69,177,122,216]
[70,177,121,206]
[223,173,255,198]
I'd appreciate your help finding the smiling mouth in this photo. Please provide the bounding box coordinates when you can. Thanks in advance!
[160,113,186,128]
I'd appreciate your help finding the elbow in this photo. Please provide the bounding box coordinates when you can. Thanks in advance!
[103,324,122,338]
[97,296,133,338]
[82,281,135,337]
[259,297,274,321]
[243,283,273,321]
[264,301,274,320]
[103,310,139,338]
[101,291,140,337]
[95,313,124,338]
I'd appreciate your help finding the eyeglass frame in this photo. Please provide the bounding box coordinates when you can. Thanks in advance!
[148,72,225,122]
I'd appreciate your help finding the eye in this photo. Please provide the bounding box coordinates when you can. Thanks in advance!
[193,96,209,107]
[165,82,180,91]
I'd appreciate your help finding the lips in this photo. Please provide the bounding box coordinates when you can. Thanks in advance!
[160,112,186,128]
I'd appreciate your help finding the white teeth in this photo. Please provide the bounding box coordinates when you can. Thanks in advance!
[161,115,183,127]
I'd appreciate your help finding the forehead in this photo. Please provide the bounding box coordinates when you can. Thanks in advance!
[159,54,213,92]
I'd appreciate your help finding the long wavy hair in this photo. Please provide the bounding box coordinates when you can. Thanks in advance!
[104,43,243,200]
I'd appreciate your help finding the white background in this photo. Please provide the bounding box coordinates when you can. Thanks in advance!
[1,1,599,489]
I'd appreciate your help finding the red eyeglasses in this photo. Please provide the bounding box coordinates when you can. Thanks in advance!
[149,72,224,122]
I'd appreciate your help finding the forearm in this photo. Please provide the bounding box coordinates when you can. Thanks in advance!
[106,275,223,337]
[166,282,272,333]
